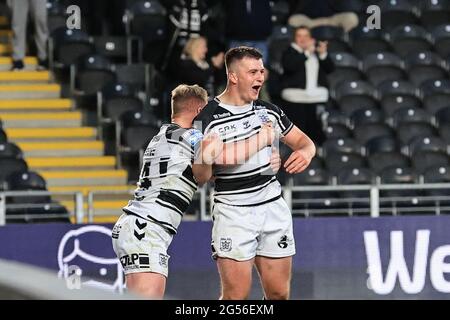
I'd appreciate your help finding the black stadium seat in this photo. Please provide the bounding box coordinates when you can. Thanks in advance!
[363,52,406,86]
[6,171,50,204]
[322,137,363,157]
[350,26,391,58]
[335,80,378,115]
[327,52,362,89]
[392,106,433,126]
[368,151,410,174]
[324,124,352,139]
[407,136,447,156]
[71,54,116,96]
[421,79,450,114]
[0,142,23,159]
[411,151,450,173]
[419,0,450,30]
[49,27,95,70]
[325,152,366,172]
[432,24,450,59]
[405,51,448,86]
[354,123,394,145]
[387,25,432,57]
[397,122,436,144]
[117,110,160,153]
[293,168,330,186]
[350,107,384,127]
[0,158,28,181]
[378,0,419,29]
[311,26,349,53]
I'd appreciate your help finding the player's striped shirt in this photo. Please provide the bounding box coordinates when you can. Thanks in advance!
[123,123,203,234]
[193,98,294,206]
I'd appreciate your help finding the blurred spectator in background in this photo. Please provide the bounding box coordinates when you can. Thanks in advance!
[176,36,225,97]
[287,0,359,32]
[280,26,334,145]
[223,0,273,64]
[9,0,48,70]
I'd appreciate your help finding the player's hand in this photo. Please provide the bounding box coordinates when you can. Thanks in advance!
[317,41,328,56]
[202,133,223,164]
[270,148,282,174]
[284,150,311,174]
[259,123,275,147]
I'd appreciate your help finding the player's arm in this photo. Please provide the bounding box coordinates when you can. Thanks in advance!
[192,133,222,186]
[214,123,275,165]
[281,125,316,174]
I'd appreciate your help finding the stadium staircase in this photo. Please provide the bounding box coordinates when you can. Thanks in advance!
[0,22,132,223]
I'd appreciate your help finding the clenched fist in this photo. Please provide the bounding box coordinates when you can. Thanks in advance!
[202,133,223,165]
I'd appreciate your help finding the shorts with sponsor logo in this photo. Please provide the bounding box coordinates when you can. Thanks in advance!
[211,197,295,261]
[112,213,172,277]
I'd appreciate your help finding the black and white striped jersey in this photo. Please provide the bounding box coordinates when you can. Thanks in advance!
[123,123,203,234]
[193,98,294,206]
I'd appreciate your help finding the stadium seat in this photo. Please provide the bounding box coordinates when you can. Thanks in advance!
[321,137,363,157]
[366,135,400,154]
[379,166,421,202]
[97,82,144,139]
[421,79,450,114]
[93,36,142,64]
[115,63,154,97]
[293,168,330,185]
[322,109,350,127]
[380,166,417,184]
[411,150,450,173]
[435,106,450,143]
[363,52,406,86]
[0,142,23,159]
[391,106,433,126]
[350,107,384,127]
[0,158,28,181]
[267,25,294,74]
[334,80,378,115]
[407,135,447,156]
[324,124,352,139]
[432,24,450,59]
[349,26,391,58]
[71,54,116,97]
[336,167,373,199]
[422,166,450,205]
[354,123,394,145]
[405,51,448,86]
[6,171,50,204]
[311,26,350,53]
[368,151,410,174]
[117,109,160,161]
[0,128,8,144]
[378,0,419,29]
[270,0,290,25]
[6,202,70,224]
[49,27,95,70]
[47,1,68,34]
[419,0,450,30]
[325,152,366,172]
[397,122,436,144]
[327,52,362,89]
[124,0,167,64]
[387,24,432,57]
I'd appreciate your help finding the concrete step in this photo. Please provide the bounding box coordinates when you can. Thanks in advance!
[27,156,116,170]
[17,141,104,157]
[0,43,11,54]
[0,57,38,71]
[5,127,97,141]
[0,111,82,127]
[39,169,128,186]
[0,70,51,83]
[49,184,134,197]
[61,200,128,215]
[0,29,11,42]
[0,84,60,99]
[0,99,72,112]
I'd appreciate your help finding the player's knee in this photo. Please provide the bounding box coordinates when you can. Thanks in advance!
[265,288,290,300]
[221,291,250,300]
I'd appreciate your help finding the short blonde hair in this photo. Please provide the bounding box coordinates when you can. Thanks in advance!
[182,36,206,58]
[171,84,208,116]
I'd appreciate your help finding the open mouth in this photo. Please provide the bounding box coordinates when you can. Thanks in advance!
[252,85,261,94]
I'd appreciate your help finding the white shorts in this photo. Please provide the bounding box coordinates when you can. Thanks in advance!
[112,213,173,277]
[211,197,296,261]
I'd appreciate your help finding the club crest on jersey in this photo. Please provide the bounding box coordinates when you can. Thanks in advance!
[220,238,232,252]
[184,129,203,147]
[243,120,251,129]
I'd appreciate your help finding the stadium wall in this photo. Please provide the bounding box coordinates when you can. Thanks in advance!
[0,216,450,299]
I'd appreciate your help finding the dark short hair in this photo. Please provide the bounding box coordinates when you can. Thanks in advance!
[294,26,311,40]
[224,46,263,71]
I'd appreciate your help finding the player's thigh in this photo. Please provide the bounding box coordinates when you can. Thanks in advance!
[255,256,292,300]
[217,257,254,299]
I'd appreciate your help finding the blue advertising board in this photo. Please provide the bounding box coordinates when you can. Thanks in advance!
[1,216,450,299]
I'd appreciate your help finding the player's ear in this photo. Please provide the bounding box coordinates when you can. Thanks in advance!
[229,71,238,84]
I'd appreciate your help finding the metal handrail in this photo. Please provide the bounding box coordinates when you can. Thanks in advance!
[0,191,84,226]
